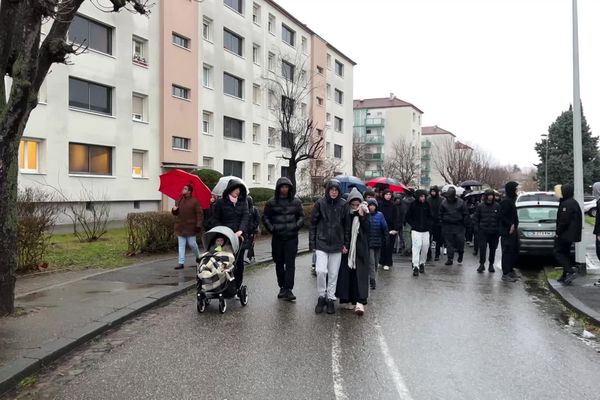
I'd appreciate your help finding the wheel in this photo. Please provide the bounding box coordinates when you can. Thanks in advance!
[219,298,227,314]
[197,293,206,313]
[590,208,597,218]
[239,285,249,307]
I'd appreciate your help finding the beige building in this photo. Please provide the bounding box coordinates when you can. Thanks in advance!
[422,125,473,187]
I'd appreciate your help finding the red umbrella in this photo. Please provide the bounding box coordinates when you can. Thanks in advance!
[159,169,211,208]
[365,177,407,193]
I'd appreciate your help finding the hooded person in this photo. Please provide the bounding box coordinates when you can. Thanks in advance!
[378,189,399,270]
[499,181,520,282]
[171,184,203,270]
[593,182,600,272]
[439,186,469,265]
[366,198,388,290]
[245,196,260,263]
[336,189,371,316]
[406,189,434,276]
[427,186,444,261]
[262,177,304,301]
[310,179,347,314]
[473,189,501,273]
[555,183,583,285]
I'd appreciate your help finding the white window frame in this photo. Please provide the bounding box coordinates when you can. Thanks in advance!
[335,60,344,77]
[268,164,274,183]
[132,150,145,178]
[334,116,343,132]
[268,14,275,35]
[281,23,296,47]
[132,93,147,122]
[252,2,261,25]
[253,84,261,105]
[172,84,190,100]
[172,32,190,49]
[18,139,40,173]
[172,136,191,150]
[203,157,214,169]
[268,52,275,72]
[301,36,308,54]
[252,162,260,183]
[252,123,261,143]
[252,43,260,65]
[202,17,213,42]
[326,84,331,100]
[132,36,148,65]
[202,111,213,134]
[268,127,276,146]
[334,88,344,105]
[202,64,213,89]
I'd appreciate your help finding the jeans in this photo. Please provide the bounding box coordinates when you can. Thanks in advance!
[315,250,342,300]
[369,248,381,283]
[500,234,518,275]
[411,231,430,267]
[177,235,200,265]
[272,236,299,290]
[479,232,500,266]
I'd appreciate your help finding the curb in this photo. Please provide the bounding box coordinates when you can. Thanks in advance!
[544,270,600,326]
[0,248,309,395]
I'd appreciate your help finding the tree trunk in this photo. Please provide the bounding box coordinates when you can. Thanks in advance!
[288,162,298,190]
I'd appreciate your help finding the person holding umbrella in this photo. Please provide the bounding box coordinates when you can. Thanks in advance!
[172,184,203,270]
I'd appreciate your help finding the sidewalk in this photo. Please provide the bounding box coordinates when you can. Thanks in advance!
[0,231,309,394]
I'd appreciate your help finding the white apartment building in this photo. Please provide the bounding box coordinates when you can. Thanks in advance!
[421,125,473,187]
[353,94,423,182]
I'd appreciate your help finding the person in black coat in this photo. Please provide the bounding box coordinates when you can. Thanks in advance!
[499,181,520,282]
[210,178,249,290]
[378,189,398,270]
[555,183,583,285]
[473,189,501,273]
[245,196,260,263]
[440,186,468,265]
[262,177,304,301]
[427,186,443,261]
[406,189,433,275]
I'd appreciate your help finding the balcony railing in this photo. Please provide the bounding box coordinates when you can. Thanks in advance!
[364,170,384,179]
[365,153,383,161]
[421,140,432,149]
[421,154,431,161]
[364,118,385,127]
[356,135,385,144]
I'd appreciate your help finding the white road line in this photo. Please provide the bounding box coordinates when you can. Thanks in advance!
[374,323,415,400]
[331,320,350,400]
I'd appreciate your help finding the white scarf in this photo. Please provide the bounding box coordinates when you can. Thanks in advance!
[348,212,360,269]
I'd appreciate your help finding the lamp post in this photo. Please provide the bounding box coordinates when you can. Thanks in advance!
[542,134,549,191]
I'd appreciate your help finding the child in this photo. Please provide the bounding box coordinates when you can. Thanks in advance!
[366,199,388,290]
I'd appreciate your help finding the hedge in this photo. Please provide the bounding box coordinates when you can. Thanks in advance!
[249,187,275,203]
[126,211,177,255]
[192,168,223,190]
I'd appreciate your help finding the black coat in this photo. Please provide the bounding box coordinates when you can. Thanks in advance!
[336,210,370,303]
[594,199,600,235]
[262,177,304,239]
[473,201,501,235]
[556,197,582,243]
[427,195,443,226]
[379,199,398,231]
[210,179,249,235]
[406,200,433,233]
[440,197,468,231]
[499,197,518,237]
[309,181,347,253]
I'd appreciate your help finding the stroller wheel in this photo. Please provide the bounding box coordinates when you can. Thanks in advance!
[219,298,227,314]
[239,285,249,307]
[197,298,206,313]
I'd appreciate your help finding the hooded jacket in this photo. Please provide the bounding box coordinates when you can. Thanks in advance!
[172,194,203,236]
[246,196,260,234]
[210,178,249,234]
[343,189,371,250]
[378,190,398,231]
[556,184,582,243]
[310,180,347,252]
[440,187,468,229]
[473,190,501,235]
[367,199,388,248]
[499,181,519,236]
[406,190,434,233]
[427,186,443,225]
[593,182,600,235]
[262,177,304,239]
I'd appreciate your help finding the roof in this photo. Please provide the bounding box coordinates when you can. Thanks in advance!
[421,125,456,137]
[455,141,473,150]
[353,97,423,114]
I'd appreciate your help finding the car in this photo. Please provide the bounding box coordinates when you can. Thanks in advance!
[516,196,567,257]
[516,191,557,204]
[584,199,597,217]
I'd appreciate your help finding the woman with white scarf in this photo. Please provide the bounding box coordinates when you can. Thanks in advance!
[336,189,371,316]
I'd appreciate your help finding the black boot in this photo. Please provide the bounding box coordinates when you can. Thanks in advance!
[457,253,464,264]
[370,279,376,290]
[278,288,287,299]
[284,290,296,302]
[315,296,326,314]
[174,264,184,270]
[419,264,425,273]
[557,271,567,283]
[326,299,336,314]
[488,264,495,273]
[445,259,453,266]
[413,266,419,276]
[477,264,485,273]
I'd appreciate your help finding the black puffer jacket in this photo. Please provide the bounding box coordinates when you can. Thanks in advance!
[210,179,249,234]
[556,184,582,243]
[262,177,304,239]
[440,191,468,228]
[427,186,443,226]
[499,181,519,236]
[310,180,347,253]
[473,194,501,235]
[406,190,433,233]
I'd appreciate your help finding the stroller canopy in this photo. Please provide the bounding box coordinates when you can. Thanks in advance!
[202,226,240,254]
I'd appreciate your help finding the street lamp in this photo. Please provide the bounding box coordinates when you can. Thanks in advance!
[541,134,549,191]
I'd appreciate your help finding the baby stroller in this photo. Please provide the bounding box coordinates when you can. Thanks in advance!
[196,226,249,314]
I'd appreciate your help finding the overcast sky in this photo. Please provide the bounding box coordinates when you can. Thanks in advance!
[276,0,600,168]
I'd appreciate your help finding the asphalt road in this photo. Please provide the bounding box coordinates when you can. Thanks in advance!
[7,251,600,400]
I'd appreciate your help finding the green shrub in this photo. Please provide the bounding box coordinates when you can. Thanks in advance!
[249,187,275,203]
[126,212,177,255]
[192,168,223,190]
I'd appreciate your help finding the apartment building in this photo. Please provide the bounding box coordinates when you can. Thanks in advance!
[353,94,423,181]
[422,125,473,187]
[13,0,355,219]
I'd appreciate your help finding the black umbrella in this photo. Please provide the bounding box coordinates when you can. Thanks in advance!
[459,180,482,187]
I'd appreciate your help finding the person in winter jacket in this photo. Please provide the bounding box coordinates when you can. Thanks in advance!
[406,189,433,276]
[593,182,600,279]
[499,181,520,282]
[210,178,249,289]
[262,177,304,301]
[378,190,398,270]
[245,196,260,263]
[336,189,371,316]
[427,186,444,261]
[440,186,468,265]
[555,183,582,285]
[473,189,501,273]
[401,193,414,256]
[171,185,203,270]
[202,194,217,232]
[366,199,388,290]
[310,179,347,315]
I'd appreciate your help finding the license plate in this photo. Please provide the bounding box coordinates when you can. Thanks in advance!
[528,231,554,238]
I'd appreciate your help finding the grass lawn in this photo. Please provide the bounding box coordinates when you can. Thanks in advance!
[44,228,172,271]
[585,215,595,226]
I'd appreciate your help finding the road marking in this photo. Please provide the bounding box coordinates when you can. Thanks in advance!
[331,320,349,400]
[374,323,415,400]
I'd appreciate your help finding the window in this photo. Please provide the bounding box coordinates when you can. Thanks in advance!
[172,84,190,100]
[268,127,276,146]
[252,163,260,183]
[172,136,190,150]
[268,164,275,183]
[301,103,307,117]
[202,111,213,134]
[68,14,112,55]
[282,60,295,82]
[252,43,260,64]
[282,24,295,46]
[223,159,243,178]
[253,84,261,104]
[299,69,306,83]
[335,60,344,77]
[223,72,244,99]
[132,93,147,121]
[326,84,331,99]
[317,66,324,74]
[316,96,324,106]
[281,166,291,179]
[202,64,213,88]
[316,129,323,136]
[224,116,244,140]
[202,18,213,41]
[268,89,275,109]
[69,143,112,175]
[334,144,342,159]
[326,113,331,123]
[132,151,145,178]
[252,3,261,24]
[301,36,308,54]
[327,54,332,69]
[268,14,275,34]
[334,89,343,104]
[172,32,190,49]
[252,123,261,143]
[281,131,293,149]
[133,201,141,209]
[69,77,112,114]
[268,52,275,71]
[281,96,295,115]
[224,28,243,56]
[132,36,147,65]
[224,0,243,14]
[334,116,343,132]
[203,157,214,169]
[18,139,39,173]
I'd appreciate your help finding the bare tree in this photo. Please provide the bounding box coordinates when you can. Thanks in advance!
[0,0,150,315]
[298,157,346,197]
[383,138,420,186]
[263,51,324,189]
[352,136,369,178]
[433,138,474,184]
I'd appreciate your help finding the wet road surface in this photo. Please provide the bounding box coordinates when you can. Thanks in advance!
[6,252,600,400]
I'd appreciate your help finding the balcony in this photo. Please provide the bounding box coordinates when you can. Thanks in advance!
[365,153,383,161]
[420,176,431,186]
[365,118,385,127]
[356,135,385,144]
[421,140,432,149]
[364,170,384,179]
[421,154,431,161]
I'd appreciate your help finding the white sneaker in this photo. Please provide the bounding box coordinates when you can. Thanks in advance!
[443,248,447,255]
[383,265,390,271]
[354,303,364,316]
